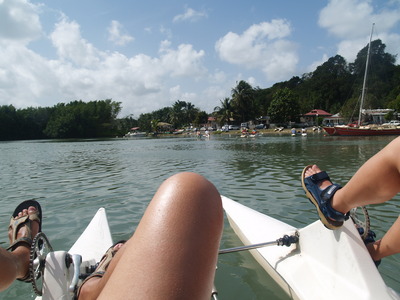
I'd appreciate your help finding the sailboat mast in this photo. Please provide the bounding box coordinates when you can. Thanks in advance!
[358,23,374,126]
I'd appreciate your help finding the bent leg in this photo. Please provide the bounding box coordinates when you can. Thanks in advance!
[332,136,400,213]
[304,137,400,258]
[367,216,400,261]
[98,172,223,300]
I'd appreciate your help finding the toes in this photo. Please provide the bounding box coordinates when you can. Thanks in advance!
[15,207,36,219]
[304,165,315,177]
[27,206,37,215]
[113,243,124,252]
[312,165,322,173]
[305,165,322,177]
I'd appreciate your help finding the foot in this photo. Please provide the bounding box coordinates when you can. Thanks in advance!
[302,165,349,229]
[77,242,126,300]
[8,206,40,280]
[305,165,350,214]
[304,165,332,190]
[365,239,382,266]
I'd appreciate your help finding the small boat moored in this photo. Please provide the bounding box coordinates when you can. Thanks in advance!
[124,127,147,137]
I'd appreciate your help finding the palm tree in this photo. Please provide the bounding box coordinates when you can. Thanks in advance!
[231,80,255,122]
[214,97,234,125]
[169,100,186,128]
[150,119,159,134]
[183,102,199,125]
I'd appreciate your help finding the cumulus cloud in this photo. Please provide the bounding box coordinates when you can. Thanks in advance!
[108,20,134,46]
[173,7,207,23]
[48,21,206,114]
[0,44,58,108]
[319,0,400,62]
[0,6,209,116]
[50,17,101,67]
[0,0,42,43]
[159,40,206,77]
[215,19,298,81]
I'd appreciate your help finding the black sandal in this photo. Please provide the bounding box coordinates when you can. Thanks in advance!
[301,165,349,229]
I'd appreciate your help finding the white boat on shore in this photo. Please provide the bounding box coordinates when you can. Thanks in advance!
[221,195,399,300]
[124,127,147,137]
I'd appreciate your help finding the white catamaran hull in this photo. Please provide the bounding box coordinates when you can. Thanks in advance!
[222,195,399,300]
[36,208,113,300]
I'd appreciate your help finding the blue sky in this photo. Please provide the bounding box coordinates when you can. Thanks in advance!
[1,0,399,117]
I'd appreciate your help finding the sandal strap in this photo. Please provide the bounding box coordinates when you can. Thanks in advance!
[308,171,331,184]
[7,237,32,251]
[320,184,349,221]
[74,272,105,299]
[8,212,40,251]
[74,241,126,299]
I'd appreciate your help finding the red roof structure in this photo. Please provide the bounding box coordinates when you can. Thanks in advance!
[304,109,332,116]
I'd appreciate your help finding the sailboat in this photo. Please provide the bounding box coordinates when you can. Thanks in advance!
[324,24,400,136]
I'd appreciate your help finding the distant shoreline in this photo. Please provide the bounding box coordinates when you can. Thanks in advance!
[150,127,325,138]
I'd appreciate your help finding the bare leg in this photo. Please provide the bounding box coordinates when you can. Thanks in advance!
[304,137,400,212]
[80,172,223,300]
[0,207,40,291]
[367,216,400,261]
[304,136,400,260]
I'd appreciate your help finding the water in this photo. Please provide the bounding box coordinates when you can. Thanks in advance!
[1,133,399,299]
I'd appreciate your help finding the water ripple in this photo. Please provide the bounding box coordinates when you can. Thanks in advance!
[0,135,399,299]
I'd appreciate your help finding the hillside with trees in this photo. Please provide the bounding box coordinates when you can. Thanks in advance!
[0,39,398,140]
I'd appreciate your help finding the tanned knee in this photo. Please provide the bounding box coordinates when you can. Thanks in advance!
[164,172,223,222]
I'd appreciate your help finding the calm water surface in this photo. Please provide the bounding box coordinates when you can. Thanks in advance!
[1,133,399,299]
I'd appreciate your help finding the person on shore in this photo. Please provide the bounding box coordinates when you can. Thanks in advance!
[0,200,41,291]
[76,172,223,300]
[301,136,400,264]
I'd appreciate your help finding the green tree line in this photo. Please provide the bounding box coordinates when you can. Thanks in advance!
[0,100,122,140]
[136,100,209,133]
[1,39,399,140]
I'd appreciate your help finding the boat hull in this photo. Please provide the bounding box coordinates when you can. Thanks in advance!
[324,126,400,136]
[221,195,399,300]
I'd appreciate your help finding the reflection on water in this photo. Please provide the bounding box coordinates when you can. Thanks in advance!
[0,134,399,299]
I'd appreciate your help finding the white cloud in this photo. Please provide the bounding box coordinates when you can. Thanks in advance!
[108,20,134,46]
[50,16,101,67]
[319,0,400,62]
[0,9,210,117]
[319,0,374,39]
[215,19,298,82]
[0,0,42,43]
[247,76,257,87]
[204,85,229,104]
[209,69,227,84]
[173,7,207,23]
[159,41,206,77]
[0,43,58,107]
